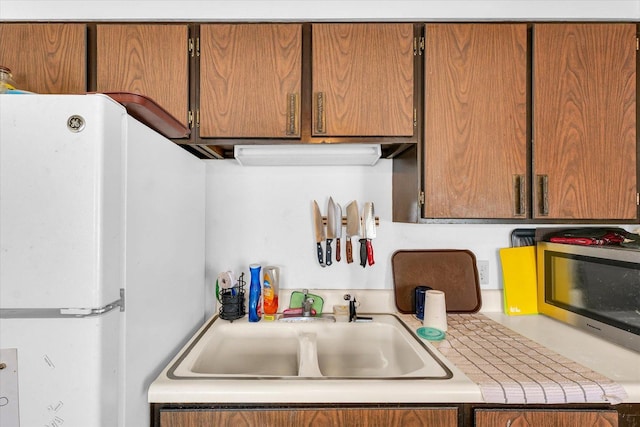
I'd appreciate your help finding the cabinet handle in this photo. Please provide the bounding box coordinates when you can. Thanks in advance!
[513,175,525,216]
[315,92,326,134]
[286,92,299,136]
[537,174,549,216]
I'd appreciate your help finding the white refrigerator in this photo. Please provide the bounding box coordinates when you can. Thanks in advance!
[0,94,205,426]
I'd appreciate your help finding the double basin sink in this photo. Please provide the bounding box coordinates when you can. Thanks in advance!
[168,314,452,380]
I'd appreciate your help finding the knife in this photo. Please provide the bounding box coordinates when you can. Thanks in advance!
[359,205,367,268]
[364,202,376,266]
[326,197,336,266]
[312,200,325,267]
[335,202,342,262]
[345,201,359,264]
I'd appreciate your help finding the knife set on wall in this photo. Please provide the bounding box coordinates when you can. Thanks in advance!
[312,198,378,268]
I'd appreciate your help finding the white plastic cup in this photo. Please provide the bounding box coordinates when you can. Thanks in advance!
[423,290,447,332]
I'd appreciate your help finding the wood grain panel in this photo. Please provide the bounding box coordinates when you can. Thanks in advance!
[199,24,302,138]
[96,24,189,127]
[0,23,86,94]
[476,409,618,427]
[533,23,637,220]
[160,407,458,427]
[312,23,414,137]
[424,24,528,218]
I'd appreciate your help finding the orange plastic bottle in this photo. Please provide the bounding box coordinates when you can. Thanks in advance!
[262,266,279,320]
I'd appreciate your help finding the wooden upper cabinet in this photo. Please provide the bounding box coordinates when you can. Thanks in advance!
[533,23,637,220]
[199,24,302,138]
[0,23,86,94]
[312,23,415,137]
[96,24,190,129]
[423,24,528,219]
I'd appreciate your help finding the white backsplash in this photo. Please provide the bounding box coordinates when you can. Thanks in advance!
[204,159,527,316]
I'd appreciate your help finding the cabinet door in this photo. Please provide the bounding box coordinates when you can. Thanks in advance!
[200,24,302,138]
[0,23,86,94]
[312,23,414,137]
[533,23,637,220]
[476,409,618,427]
[96,24,190,128]
[423,24,528,219]
[160,407,458,427]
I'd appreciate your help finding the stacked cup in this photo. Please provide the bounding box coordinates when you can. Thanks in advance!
[415,287,448,342]
[423,290,447,332]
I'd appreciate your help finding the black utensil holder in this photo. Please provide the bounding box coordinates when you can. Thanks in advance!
[219,285,246,321]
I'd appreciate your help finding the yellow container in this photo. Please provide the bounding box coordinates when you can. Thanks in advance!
[0,66,17,93]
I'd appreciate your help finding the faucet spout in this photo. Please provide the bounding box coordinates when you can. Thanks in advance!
[302,289,314,317]
[349,298,357,322]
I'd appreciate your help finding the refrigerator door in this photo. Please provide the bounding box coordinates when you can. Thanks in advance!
[0,94,206,427]
[0,94,126,310]
[0,310,120,426]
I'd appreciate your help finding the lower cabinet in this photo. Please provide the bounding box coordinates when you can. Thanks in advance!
[157,406,458,427]
[475,409,618,427]
[152,403,638,427]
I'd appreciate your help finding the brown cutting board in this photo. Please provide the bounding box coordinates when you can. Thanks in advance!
[98,92,191,139]
[392,250,482,313]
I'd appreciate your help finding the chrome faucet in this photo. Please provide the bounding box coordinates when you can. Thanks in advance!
[302,289,314,317]
[344,293,371,322]
[344,293,357,322]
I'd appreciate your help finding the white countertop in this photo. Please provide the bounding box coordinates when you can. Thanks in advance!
[484,311,640,402]
[477,289,640,402]
[148,289,640,404]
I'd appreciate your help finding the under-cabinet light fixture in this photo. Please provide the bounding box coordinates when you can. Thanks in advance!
[234,144,382,166]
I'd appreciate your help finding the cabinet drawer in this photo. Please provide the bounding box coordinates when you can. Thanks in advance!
[475,409,618,427]
[160,407,459,427]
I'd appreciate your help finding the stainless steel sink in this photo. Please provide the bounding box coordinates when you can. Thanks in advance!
[168,314,452,380]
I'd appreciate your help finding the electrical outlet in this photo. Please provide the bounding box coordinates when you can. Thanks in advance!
[478,260,489,285]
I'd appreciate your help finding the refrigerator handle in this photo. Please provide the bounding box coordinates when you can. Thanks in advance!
[0,289,125,319]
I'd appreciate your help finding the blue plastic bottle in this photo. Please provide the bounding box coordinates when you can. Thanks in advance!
[248,264,262,322]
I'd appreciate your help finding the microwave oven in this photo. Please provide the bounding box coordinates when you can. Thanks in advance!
[537,241,640,353]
